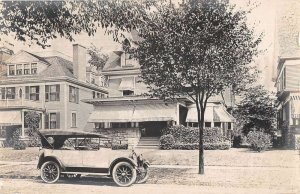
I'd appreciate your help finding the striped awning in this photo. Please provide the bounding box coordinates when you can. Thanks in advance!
[186,105,235,123]
[291,96,300,118]
[118,77,134,91]
[0,111,22,126]
[88,103,176,123]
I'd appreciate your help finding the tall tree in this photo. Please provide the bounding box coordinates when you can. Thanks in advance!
[132,0,261,174]
[233,85,277,135]
[87,44,109,70]
[0,0,156,48]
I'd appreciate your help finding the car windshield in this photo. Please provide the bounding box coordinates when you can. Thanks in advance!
[61,137,100,150]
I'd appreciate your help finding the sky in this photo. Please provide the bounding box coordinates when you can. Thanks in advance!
[0,0,279,90]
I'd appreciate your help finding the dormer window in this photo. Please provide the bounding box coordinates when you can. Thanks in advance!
[8,65,15,75]
[24,64,30,75]
[31,63,37,74]
[16,64,23,75]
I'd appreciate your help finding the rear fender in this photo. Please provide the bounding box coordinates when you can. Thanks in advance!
[37,154,65,170]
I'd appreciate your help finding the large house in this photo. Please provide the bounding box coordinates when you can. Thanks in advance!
[83,46,235,147]
[274,0,300,149]
[0,44,108,146]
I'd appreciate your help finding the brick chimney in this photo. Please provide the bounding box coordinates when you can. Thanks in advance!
[73,44,86,82]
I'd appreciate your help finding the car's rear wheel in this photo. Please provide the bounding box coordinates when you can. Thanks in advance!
[112,161,137,187]
[41,161,60,183]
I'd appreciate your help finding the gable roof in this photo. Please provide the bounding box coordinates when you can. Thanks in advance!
[103,50,140,72]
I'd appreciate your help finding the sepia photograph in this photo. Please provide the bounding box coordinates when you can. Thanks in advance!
[0,0,299,193]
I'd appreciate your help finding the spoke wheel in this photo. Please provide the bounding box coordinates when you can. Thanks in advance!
[41,161,60,184]
[136,167,149,184]
[112,161,137,187]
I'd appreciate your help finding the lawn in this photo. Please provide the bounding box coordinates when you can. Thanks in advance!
[0,147,299,192]
[0,147,299,168]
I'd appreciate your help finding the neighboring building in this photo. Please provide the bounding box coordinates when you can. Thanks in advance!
[274,0,300,149]
[0,47,13,73]
[83,46,235,147]
[0,44,108,146]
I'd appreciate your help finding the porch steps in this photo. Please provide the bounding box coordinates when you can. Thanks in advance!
[136,137,160,149]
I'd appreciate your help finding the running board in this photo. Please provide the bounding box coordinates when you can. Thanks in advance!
[61,172,109,176]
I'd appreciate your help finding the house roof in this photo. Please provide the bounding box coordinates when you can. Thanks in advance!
[102,50,140,72]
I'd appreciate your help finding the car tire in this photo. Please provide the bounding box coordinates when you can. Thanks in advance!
[136,167,149,184]
[40,161,60,184]
[112,161,137,187]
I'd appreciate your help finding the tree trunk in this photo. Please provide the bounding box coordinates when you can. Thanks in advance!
[195,101,205,174]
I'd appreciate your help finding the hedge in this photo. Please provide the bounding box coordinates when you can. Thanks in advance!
[161,125,227,144]
[161,141,231,150]
[160,125,231,150]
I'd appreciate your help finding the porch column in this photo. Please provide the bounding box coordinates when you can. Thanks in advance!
[211,122,214,127]
[21,110,25,137]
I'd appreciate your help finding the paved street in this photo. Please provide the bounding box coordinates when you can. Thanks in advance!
[0,178,298,194]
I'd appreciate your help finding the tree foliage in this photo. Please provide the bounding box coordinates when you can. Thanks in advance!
[130,0,261,174]
[233,85,277,135]
[0,0,156,48]
[87,44,109,70]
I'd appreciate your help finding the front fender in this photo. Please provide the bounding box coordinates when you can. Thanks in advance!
[109,157,137,176]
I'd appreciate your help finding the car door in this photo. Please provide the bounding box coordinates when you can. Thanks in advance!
[56,150,83,167]
[81,148,111,168]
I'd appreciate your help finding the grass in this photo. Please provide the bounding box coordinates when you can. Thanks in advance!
[0,147,299,191]
[0,147,299,168]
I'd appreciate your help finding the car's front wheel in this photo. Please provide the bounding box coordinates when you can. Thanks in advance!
[40,161,60,183]
[112,161,137,187]
[136,167,149,184]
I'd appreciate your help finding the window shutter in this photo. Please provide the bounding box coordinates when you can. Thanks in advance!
[69,86,72,102]
[76,88,79,103]
[36,86,39,101]
[45,85,49,102]
[45,113,49,129]
[56,85,60,101]
[25,86,29,99]
[56,112,60,129]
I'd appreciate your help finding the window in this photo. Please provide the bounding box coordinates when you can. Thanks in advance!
[228,122,232,130]
[205,122,211,128]
[25,86,39,101]
[71,112,77,127]
[92,91,96,99]
[111,122,132,128]
[45,112,60,129]
[31,63,37,74]
[123,90,134,96]
[97,93,100,98]
[45,85,60,101]
[0,88,5,99]
[214,122,221,127]
[6,87,15,99]
[69,86,79,103]
[16,64,23,75]
[95,122,105,129]
[91,77,95,84]
[24,64,30,75]
[8,65,15,75]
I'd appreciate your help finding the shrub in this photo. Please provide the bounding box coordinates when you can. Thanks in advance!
[159,134,175,150]
[161,125,227,144]
[171,141,231,150]
[246,130,272,152]
[203,141,231,150]
[13,141,26,150]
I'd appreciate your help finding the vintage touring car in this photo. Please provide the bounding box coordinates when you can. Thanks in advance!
[37,129,150,187]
